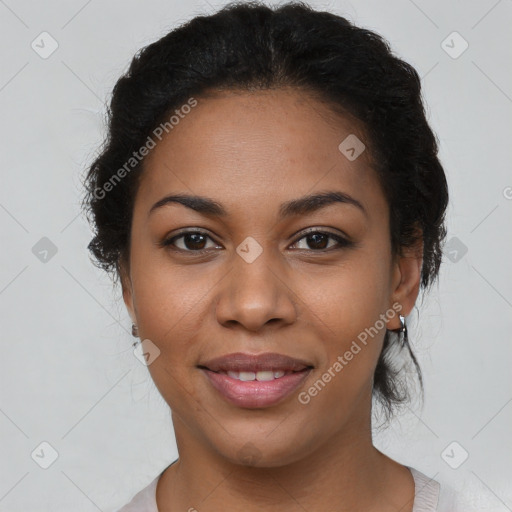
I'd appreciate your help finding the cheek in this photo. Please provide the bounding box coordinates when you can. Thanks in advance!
[298,276,386,422]
[132,267,209,406]
[130,242,213,340]
[314,298,385,402]
[301,254,390,343]
[296,252,390,400]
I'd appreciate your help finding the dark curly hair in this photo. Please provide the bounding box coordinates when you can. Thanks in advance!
[81,0,449,423]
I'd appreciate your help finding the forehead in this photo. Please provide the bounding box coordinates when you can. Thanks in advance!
[136,88,385,220]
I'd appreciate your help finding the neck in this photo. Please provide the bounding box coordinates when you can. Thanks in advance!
[156,410,412,512]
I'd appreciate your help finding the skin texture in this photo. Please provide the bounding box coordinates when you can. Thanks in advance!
[120,88,423,512]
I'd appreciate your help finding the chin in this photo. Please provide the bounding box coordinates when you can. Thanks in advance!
[215,433,312,469]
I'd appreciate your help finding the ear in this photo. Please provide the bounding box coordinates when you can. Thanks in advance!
[387,230,423,330]
[119,256,136,326]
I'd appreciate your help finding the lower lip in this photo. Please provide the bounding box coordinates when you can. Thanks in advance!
[201,369,312,409]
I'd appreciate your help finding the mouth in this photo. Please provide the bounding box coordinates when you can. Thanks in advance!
[206,369,301,381]
[197,352,314,408]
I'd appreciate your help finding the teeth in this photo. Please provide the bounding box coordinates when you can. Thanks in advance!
[256,371,274,381]
[225,370,290,381]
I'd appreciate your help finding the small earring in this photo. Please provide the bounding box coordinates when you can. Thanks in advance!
[392,314,408,348]
[131,324,140,348]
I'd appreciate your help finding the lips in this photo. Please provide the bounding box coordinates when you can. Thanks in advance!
[198,352,314,408]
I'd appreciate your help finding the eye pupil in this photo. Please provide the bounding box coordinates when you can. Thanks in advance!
[185,233,206,250]
[307,233,328,249]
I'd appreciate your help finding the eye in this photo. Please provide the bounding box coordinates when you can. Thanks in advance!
[290,230,352,251]
[160,228,353,254]
[161,230,221,253]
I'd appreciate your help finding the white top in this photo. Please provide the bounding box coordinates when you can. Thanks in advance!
[116,462,460,511]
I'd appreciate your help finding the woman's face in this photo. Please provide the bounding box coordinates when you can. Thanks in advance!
[121,88,421,467]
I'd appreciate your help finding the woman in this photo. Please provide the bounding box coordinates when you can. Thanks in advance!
[82,2,457,510]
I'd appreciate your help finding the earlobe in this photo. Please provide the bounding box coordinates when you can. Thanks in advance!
[388,236,423,330]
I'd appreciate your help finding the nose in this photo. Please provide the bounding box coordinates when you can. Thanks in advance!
[215,244,297,333]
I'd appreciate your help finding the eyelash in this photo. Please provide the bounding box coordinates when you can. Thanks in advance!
[159,228,353,255]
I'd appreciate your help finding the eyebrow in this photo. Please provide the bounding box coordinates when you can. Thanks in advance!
[149,190,367,219]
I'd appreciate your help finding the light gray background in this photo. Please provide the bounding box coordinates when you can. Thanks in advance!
[1,0,511,510]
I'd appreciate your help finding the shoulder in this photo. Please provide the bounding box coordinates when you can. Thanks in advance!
[115,460,178,512]
[408,466,441,511]
[115,473,160,512]
[407,466,467,512]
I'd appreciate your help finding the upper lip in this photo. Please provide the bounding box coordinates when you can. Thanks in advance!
[199,352,314,373]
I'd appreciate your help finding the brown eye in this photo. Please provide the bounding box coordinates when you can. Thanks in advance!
[161,231,221,252]
[180,233,208,250]
[290,230,352,251]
